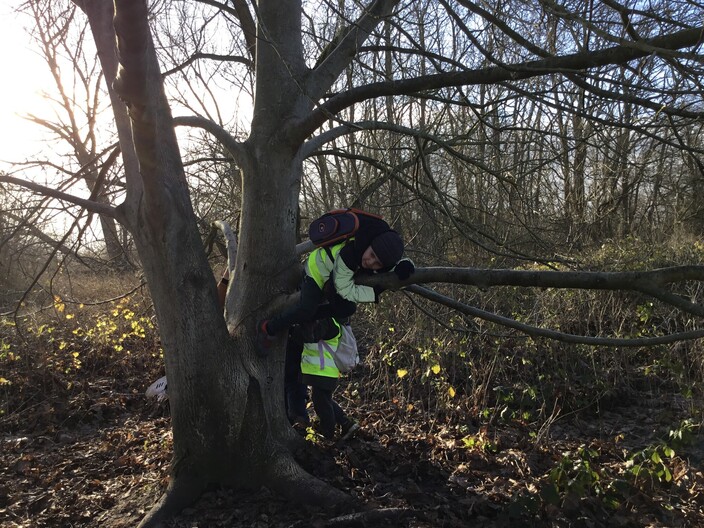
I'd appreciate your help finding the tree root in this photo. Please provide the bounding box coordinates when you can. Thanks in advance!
[266,447,353,508]
[288,508,415,527]
[136,477,207,528]
[135,443,357,528]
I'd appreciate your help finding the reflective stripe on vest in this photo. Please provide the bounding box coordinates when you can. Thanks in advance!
[300,321,341,378]
[305,241,348,288]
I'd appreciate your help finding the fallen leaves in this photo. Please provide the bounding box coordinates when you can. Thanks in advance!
[0,357,703,528]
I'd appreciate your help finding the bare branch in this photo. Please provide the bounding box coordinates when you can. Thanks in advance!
[162,52,253,77]
[296,25,704,139]
[194,0,257,64]
[230,0,256,64]
[306,0,401,102]
[362,265,704,289]
[0,174,118,218]
[406,284,704,347]
[173,115,247,168]
[356,266,704,318]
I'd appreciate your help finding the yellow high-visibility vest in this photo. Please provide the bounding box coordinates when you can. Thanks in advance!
[305,241,348,289]
[300,320,341,379]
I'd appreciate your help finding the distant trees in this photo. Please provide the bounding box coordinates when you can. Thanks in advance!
[4,0,702,275]
[10,1,131,269]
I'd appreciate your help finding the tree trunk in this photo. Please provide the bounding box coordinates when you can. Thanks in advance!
[77,0,142,267]
[103,1,349,525]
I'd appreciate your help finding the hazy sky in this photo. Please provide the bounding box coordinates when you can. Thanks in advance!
[0,2,54,165]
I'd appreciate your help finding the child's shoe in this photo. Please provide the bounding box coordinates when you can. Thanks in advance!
[340,419,360,441]
[256,319,276,355]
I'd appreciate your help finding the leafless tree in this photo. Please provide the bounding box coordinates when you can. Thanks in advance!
[9,1,132,267]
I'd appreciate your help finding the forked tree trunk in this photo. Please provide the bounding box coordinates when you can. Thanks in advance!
[78,0,142,268]
[104,1,348,526]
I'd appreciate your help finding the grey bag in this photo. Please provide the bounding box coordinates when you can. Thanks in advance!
[319,323,359,373]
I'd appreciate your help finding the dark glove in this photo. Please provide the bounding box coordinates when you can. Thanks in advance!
[394,260,415,280]
[373,285,385,303]
[323,279,337,301]
[309,318,338,341]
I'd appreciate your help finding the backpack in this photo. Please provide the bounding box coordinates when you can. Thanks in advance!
[318,323,360,374]
[308,208,383,248]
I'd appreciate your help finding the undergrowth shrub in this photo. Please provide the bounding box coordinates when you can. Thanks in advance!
[355,237,704,438]
[0,272,161,433]
[2,237,702,442]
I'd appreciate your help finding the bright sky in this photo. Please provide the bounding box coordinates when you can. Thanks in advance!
[0,2,54,165]
[0,2,253,175]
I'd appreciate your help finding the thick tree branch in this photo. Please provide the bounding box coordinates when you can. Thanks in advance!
[306,0,401,102]
[297,120,428,162]
[173,115,247,168]
[356,266,704,317]
[113,0,188,217]
[193,0,256,64]
[446,0,704,120]
[162,52,253,77]
[230,0,256,65]
[363,265,704,289]
[278,255,704,345]
[296,25,704,139]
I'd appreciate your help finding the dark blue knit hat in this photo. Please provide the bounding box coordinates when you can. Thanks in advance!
[370,230,403,267]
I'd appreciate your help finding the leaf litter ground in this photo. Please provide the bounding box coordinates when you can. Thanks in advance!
[1,368,703,528]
